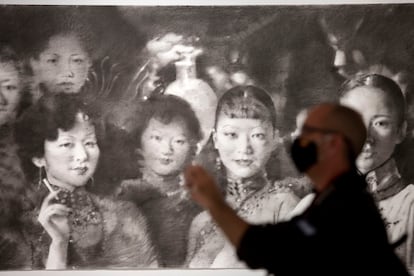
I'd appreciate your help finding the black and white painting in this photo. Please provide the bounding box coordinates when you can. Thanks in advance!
[1,3,414,274]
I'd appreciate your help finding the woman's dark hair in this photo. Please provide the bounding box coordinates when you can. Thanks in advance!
[215,85,277,129]
[339,73,406,127]
[16,8,99,63]
[131,94,202,149]
[14,93,102,183]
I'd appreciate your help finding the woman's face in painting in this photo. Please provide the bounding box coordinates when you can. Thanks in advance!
[140,117,194,177]
[214,115,277,179]
[0,62,22,127]
[30,33,91,94]
[340,86,405,173]
[33,113,100,189]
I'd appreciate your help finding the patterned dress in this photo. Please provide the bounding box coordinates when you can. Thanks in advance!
[186,173,299,268]
[116,169,202,267]
[366,159,414,274]
[29,188,157,269]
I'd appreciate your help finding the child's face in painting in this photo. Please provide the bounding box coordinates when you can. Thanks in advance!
[30,33,91,94]
[140,117,194,177]
[214,115,277,179]
[33,113,100,189]
[0,62,22,127]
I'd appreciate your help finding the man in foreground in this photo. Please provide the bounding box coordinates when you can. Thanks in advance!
[185,103,409,275]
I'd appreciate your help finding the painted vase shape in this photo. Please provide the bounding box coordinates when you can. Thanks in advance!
[165,49,218,152]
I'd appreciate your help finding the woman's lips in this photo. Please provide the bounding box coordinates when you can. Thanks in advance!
[73,167,88,175]
[159,158,172,165]
[234,159,253,167]
[360,151,374,158]
[59,82,75,90]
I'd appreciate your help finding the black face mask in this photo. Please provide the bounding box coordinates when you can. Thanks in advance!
[290,137,318,173]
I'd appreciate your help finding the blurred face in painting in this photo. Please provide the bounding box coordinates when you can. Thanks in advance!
[340,86,405,173]
[30,33,91,94]
[319,14,367,79]
[0,61,22,127]
[140,117,194,177]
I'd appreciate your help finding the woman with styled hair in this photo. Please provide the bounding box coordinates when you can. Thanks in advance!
[186,85,298,268]
[116,94,203,267]
[339,74,414,272]
[14,93,157,269]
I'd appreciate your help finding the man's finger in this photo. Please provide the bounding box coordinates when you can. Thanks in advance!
[184,166,195,186]
[191,165,207,180]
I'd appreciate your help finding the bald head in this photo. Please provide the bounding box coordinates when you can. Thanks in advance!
[305,103,367,159]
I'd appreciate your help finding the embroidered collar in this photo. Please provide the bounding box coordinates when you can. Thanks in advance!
[365,158,406,201]
[141,167,184,197]
[50,184,91,209]
[45,183,105,253]
[225,171,269,206]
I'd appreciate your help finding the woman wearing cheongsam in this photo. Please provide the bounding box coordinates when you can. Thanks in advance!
[115,94,202,267]
[186,85,299,268]
[14,93,157,269]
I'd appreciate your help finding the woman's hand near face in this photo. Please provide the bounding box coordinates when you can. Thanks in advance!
[38,190,71,244]
[38,190,72,269]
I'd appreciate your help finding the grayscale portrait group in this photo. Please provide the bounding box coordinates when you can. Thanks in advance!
[1,4,414,273]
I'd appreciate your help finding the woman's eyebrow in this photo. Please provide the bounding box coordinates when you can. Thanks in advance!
[84,132,96,137]
[43,52,58,56]
[371,114,392,119]
[0,79,12,84]
[58,131,96,139]
[220,125,239,129]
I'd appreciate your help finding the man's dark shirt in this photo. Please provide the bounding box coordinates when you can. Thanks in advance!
[237,169,410,275]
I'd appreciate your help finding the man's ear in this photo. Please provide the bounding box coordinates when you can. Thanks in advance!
[321,134,338,155]
[397,120,407,144]
[31,156,45,168]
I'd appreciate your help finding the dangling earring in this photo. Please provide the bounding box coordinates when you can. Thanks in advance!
[216,156,222,171]
[88,176,94,187]
[262,170,268,180]
[37,166,44,190]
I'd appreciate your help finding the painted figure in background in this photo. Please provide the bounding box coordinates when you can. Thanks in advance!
[0,45,33,269]
[340,74,414,273]
[319,6,414,184]
[102,33,219,192]
[116,94,202,267]
[29,32,91,97]
[319,7,409,94]
[291,74,414,273]
[88,33,197,195]
[14,93,157,269]
[186,85,299,268]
